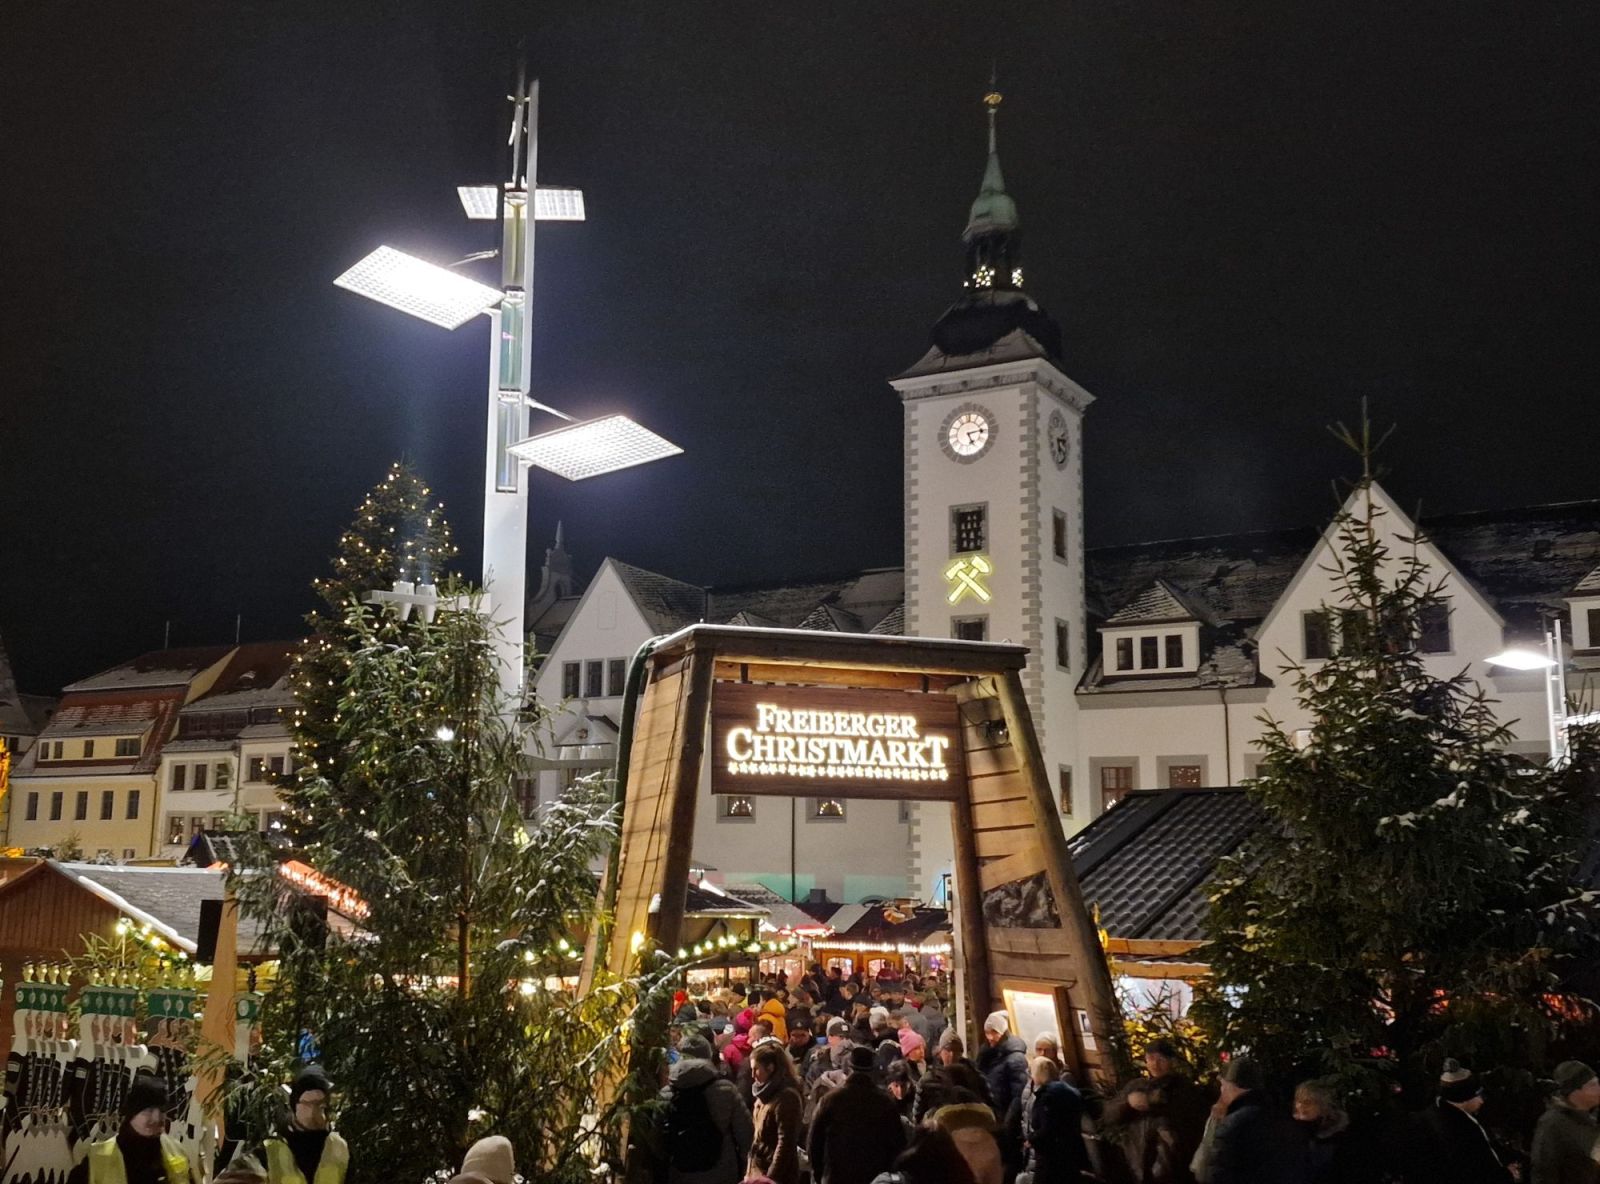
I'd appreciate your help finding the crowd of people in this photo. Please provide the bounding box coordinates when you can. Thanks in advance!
[638,963,1600,1184]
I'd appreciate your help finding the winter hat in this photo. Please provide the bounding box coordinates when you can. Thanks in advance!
[1552,1061,1597,1098]
[869,1005,891,1027]
[289,1067,333,1109]
[928,1102,997,1134]
[122,1074,170,1119]
[679,1033,714,1062]
[1218,1057,1264,1091]
[983,1010,1010,1036]
[937,1027,962,1051]
[849,1044,877,1072]
[1438,1059,1483,1104]
[460,1136,516,1184]
[826,1017,850,1038]
[898,1028,926,1056]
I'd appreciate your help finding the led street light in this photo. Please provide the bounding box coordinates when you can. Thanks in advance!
[534,187,586,220]
[508,414,681,481]
[333,246,502,329]
[458,185,499,220]
[1486,648,1556,670]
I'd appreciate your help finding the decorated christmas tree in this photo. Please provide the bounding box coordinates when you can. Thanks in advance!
[285,461,456,843]
[1194,423,1598,1100]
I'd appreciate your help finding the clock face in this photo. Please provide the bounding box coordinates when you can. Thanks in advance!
[1047,410,1071,469]
[947,411,991,457]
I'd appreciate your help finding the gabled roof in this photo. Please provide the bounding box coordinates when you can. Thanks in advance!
[796,604,864,633]
[1068,788,1260,943]
[826,904,951,947]
[869,604,906,636]
[65,646,234,693]
[22,690,186,774]
[0,861,272,955]
[611,561,707,635]
[1103,578,1218,627]
[898,325,1060,381]
[1568,561,1600,596]
[724,882,837,934]
[0,633,56,738]
[185,642,296,711]
[1086,527,1316,627]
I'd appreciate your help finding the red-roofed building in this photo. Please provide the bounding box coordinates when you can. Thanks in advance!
[4,647,233,859]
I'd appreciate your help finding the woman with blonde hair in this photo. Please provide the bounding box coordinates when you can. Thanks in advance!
[747,1043,803,1184]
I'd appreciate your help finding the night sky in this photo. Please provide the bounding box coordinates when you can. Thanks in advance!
[4,1,1596,695]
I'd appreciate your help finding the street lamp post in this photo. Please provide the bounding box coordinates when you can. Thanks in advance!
[1487,619,1571,766]
[333,74,680,704]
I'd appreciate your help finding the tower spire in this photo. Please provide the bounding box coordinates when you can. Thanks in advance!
[962,77,1021,290]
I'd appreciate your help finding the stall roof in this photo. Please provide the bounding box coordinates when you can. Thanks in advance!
[725,882,836,934]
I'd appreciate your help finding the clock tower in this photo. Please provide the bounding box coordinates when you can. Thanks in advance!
[890,85,1096,896]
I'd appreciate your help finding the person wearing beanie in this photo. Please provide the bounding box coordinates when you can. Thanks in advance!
[652,1030,752,1184]
[974,1010,1030,1173]
[264,1068,350,1184]
[449,1135,515,1184]
[70,1073,194,1184]
[807,1041,907,1184]
[1201,1057,1306,1184]
[1531,1061,1600,1184]
[1407,1060,1514,1184]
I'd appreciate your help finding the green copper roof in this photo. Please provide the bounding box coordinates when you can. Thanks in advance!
[964,91,1018,240]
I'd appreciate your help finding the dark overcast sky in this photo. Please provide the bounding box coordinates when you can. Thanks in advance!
[4,1,1596,694]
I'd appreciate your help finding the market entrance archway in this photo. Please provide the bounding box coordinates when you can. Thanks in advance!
[590,624,1119,1082]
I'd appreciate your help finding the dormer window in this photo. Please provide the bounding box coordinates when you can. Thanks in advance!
[1107,629,1194,673]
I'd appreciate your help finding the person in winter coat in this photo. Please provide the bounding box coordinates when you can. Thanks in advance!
[929,1102,1005,1184]
[1029,1058,1091,1184]
[747,1044,803,1184]
[976,1011,1032,1174]
[657,1034,753,1184]
[868,1126,976,1184]
[759,997,790,1043]
[1408,1060,1516,1184]
[1531,1061,1600,1184]
[1203,1058,1307,1184]
[976,1012,1031,1122]
[919,999,949,1051]
[808,1044,908,1184]
[1103,1040,1207,1184]
[263,1068,349,1184]
[1293,1079,1378,1184]
[70,1074,195,1184]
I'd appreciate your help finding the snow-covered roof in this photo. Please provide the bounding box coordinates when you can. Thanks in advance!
[65,646,234,693]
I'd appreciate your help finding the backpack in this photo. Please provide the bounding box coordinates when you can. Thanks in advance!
[666,1080,724,1173]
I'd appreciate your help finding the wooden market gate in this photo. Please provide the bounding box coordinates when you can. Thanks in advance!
[587,624,1120,1084]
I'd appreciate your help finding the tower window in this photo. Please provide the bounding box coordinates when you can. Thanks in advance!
[1052,510,1067,561]
[951,505,987,554]
[952,617,988,642]
[1055,620,1070,670]
[561,662,580,699]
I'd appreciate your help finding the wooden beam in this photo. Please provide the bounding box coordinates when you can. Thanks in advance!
[650,625,1029,677]
[646,647,718,957]
[947,767,994,1047]
[996,669,1122,1087]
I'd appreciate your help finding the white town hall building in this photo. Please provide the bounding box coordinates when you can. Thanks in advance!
[524,91,1600,906]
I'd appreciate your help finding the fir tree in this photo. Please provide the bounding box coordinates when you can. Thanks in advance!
[231,591,666,1183]
[287,461,457,842]
[1194,421,1598,1100]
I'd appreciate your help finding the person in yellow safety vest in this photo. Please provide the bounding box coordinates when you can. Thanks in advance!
[264,1068,349,1184]
[69,1073,194,1184]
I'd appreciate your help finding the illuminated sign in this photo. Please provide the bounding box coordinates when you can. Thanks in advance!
[945,554,994,605]
[711,683,965,802]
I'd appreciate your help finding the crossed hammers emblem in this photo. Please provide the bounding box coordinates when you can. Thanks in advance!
[944,554,994,605]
